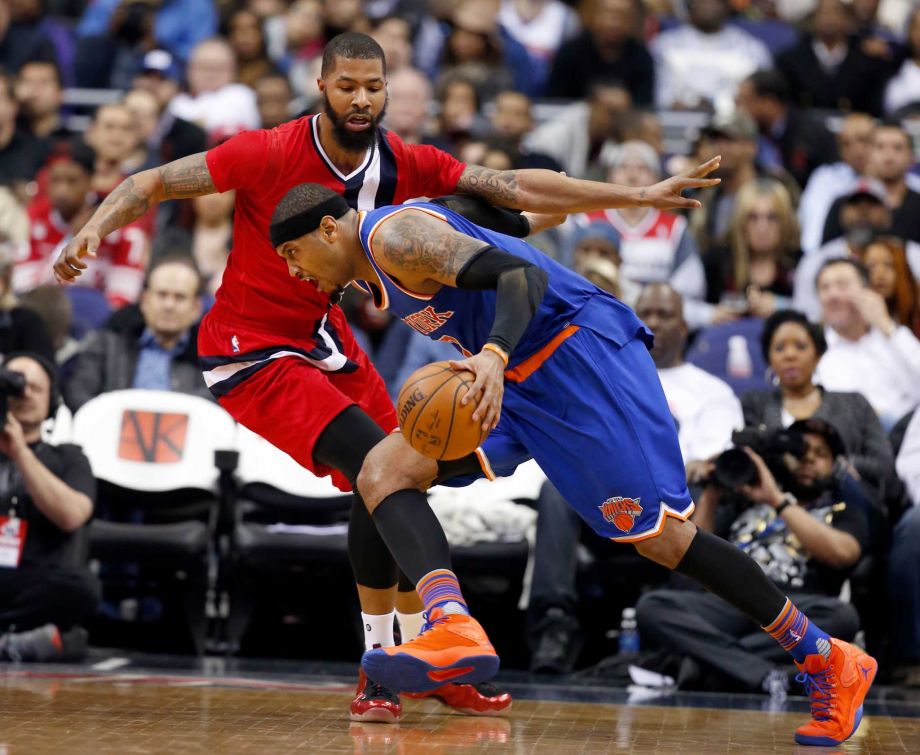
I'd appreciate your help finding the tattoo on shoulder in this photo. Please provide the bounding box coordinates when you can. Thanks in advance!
[456,165,519,206]
[379,212,485,280]
[160,153,216,199]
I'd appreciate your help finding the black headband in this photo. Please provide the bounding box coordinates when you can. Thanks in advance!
[270,194,351,247]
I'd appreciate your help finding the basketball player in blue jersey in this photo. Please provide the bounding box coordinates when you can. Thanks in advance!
[270,184,877,747]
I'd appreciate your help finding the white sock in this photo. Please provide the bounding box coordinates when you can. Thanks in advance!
[361,611,395,651]
[396,611,425,643]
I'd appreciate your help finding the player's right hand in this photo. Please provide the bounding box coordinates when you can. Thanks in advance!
[53,227,101,285]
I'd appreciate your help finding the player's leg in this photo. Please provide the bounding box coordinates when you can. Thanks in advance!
[531,329,876,747]
[354,426,530,692]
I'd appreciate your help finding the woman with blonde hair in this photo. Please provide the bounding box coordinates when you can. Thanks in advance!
[721,178,801,318]
[859,235,920,338]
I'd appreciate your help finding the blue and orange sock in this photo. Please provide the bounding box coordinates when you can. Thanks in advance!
[763,598,831,664]
[417,568,469,617]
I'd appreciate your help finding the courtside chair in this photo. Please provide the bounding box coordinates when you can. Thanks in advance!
[71,389,237,654]
[223,425,353,654]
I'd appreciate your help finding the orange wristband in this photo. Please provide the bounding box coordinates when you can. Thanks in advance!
[483,343,509,366]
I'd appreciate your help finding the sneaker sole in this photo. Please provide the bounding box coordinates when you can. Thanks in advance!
[440,700,512,717]
[348,706,401,724]
[794,656,877,746]
[363,652,500,694]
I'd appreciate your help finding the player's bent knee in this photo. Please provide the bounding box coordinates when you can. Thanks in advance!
[357,436,436,512]
[633,516,697,569]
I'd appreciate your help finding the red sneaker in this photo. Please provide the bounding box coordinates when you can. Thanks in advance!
[794,638,878,746]
[349,668,402,723]
[361,607,499,693]
[404,681,513,716]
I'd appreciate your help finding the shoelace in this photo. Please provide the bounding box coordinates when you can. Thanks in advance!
[795,667,835,721]
[420,611,449,634]
[363,678,399,704]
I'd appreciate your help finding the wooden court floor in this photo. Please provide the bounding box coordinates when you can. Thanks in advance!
[2,670,919,754]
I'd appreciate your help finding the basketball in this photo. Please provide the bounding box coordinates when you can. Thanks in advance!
[396,361,488,460]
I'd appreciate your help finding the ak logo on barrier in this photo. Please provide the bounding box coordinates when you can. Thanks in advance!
[118,410,190,462]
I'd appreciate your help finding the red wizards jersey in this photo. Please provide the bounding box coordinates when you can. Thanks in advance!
[204,115,465,347]
[15,200,148,308]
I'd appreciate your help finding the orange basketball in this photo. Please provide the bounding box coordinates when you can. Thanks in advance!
[396,361,488,460]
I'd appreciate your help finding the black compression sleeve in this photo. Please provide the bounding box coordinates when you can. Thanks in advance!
[430,195,530,237]
[456,245,548,355]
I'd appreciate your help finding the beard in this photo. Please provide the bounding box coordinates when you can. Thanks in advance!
[323,92,388,153]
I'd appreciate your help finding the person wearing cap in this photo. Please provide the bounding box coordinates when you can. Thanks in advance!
[792,176,917,321]
[576,140,711,327]
[822,122,920,248]
[637,416,870,698]
[16,140,149,309]
[132,50,207,165]
[690,110,798,267]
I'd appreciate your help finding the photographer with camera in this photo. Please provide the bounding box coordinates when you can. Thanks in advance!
[636,418,870,697]
[0,352,99,662]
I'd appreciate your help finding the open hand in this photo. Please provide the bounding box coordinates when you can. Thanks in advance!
[851,287,896,336]
[53,227,101,285]
[640,156,721,210]
[449,348,506,433]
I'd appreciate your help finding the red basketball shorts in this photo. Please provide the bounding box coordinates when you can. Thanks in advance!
[198,306,397,492]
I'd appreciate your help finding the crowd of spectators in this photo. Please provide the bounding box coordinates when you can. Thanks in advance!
[1,0,920,690]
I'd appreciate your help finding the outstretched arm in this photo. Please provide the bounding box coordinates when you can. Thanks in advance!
[53,153,217,284]
[455,156,721,213]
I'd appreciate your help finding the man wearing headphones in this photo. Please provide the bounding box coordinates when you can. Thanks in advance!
[0,352,100,662]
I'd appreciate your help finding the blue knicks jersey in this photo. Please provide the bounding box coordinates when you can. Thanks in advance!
[355,203,652,366]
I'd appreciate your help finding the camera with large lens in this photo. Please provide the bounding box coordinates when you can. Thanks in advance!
[0,366,27,425]
[712,426,806,493]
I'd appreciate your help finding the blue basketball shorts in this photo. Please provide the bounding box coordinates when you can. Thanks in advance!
[444,326,694,542]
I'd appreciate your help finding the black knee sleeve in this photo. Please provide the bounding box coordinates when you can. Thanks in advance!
[314,406,398,590]
[674,528,787,627]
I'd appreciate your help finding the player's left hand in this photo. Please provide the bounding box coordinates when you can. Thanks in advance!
[450,349,505,433]
[738,447,784,508]
[640,156,721,210]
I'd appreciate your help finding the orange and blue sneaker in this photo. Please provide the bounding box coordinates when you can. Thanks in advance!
[361,608,499,694]
[793,638,878,746]
[349,667,402,723]
[404,681,513,716]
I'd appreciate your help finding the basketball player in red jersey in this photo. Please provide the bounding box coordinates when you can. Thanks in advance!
[53,33,719,722]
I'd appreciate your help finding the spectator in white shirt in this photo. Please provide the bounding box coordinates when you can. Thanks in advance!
[799,114,875,254]
[169,38,260,141]
[884,9,920,116]
[814,257,920,429]
[635,282,743,481]
[651,0,772,111]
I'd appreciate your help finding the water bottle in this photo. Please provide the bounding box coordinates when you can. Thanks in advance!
[726,335,753,379]
[618,607,640,654]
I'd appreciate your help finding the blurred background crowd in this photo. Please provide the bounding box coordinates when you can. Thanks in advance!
[2,0,920,698]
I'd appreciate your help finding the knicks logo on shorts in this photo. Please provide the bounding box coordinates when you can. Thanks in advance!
[598,496,643,533]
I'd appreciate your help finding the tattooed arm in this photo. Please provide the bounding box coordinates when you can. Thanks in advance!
[455,157,722,214]
[372,209,490,289]
[53,153,217,284]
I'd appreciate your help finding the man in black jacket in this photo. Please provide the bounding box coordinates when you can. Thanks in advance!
[0,352,99,662]
[64,255,213,411]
